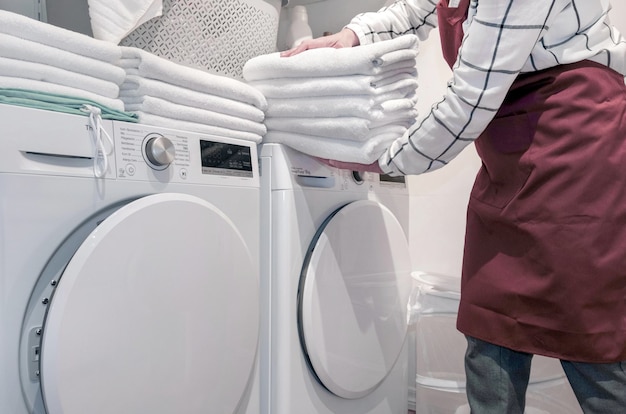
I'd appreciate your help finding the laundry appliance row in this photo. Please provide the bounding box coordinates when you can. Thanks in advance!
[0,103,414,414]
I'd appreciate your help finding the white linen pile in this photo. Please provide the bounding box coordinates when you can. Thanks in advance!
[87,0,163,44]
[0,10,126,112]
[242,35,419,163]
[118,47,268,143]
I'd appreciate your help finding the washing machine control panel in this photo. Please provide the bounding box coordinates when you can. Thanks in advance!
[261,143,405,194]
[112,122,258,187]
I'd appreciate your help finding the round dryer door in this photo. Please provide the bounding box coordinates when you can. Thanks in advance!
[39,193,259,414]
[298,199,412,399]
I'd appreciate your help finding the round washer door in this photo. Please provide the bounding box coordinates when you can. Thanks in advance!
[39,193,259,414]
[298,199,413,399]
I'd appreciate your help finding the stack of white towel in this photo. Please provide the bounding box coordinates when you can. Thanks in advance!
[87,0,163,44]
[242,35,419,164]
[0,10,127,112]
[118,47,268,143]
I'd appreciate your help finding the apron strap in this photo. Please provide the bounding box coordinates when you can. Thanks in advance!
[437,0,471,68]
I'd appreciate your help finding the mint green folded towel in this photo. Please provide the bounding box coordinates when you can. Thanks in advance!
[0,88,138,122]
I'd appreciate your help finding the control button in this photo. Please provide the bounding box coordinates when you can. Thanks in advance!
[179,168,188,179]
[352,171,365,184]
[145,136,176,167]
[125,164,136,176]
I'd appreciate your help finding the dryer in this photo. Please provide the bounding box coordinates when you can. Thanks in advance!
[0,103,260,414]
[259,143,412,414]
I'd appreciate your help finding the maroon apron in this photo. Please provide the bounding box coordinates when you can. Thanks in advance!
[438,0,626,362]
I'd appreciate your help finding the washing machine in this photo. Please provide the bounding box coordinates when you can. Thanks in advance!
[0,103,260,414]
[259,143,413,414]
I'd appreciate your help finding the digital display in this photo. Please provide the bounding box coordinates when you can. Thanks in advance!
[199,140,253,178]
[380,173,406,185]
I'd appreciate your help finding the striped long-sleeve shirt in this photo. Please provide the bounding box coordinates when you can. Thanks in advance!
[346,0,626,175]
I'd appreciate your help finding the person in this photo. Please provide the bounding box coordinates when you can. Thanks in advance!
[281,0,626,412]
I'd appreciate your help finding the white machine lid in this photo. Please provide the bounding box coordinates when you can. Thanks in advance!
[39,193,259,414]
[298,200,412,399]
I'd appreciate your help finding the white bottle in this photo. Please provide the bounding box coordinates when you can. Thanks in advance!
[286,5,313,49]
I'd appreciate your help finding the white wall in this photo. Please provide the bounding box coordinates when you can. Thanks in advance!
[610,1,626,32]
[0,0,44,19]
[405,31,480,277]
[45,0,92,35]
[277,0,388,50]
[0,0,92,34]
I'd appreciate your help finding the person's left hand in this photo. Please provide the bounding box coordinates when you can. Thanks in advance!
[280,28,360,57]
[315,157,384,174]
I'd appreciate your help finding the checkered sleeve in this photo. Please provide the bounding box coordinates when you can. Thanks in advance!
[346,0,440,44]
[377,0,564,175]
[346,0,625,175]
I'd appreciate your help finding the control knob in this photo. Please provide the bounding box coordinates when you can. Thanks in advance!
[352,171,365,184]
[145,136,176,167]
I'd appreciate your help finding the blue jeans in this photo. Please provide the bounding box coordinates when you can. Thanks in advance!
[464,336,626,413]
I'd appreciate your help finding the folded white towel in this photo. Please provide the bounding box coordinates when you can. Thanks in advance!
[265,117,408,142]
[263,130,400,164]
[265,94,417,120]
[88,0,163,44]
[135,113,263,143]
[120,75,265,122]
[367,111,416,129]
[0,10,122,62]
[125,96,267,136]
[243,35,418,81]
[0,33,126,85]
[0,57,120,99]
[250,75,418,99]
[117,57,141,70]
[0,76,125,111]
[370,49,420,68]
[120,47,268,110]
[249,64,415,93]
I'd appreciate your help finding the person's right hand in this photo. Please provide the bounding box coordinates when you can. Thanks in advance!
[314,157,384,174]
[280,28,360,57]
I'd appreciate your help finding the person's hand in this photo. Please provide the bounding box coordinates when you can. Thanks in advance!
[315,157,384,174]
[280,28,360,57]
